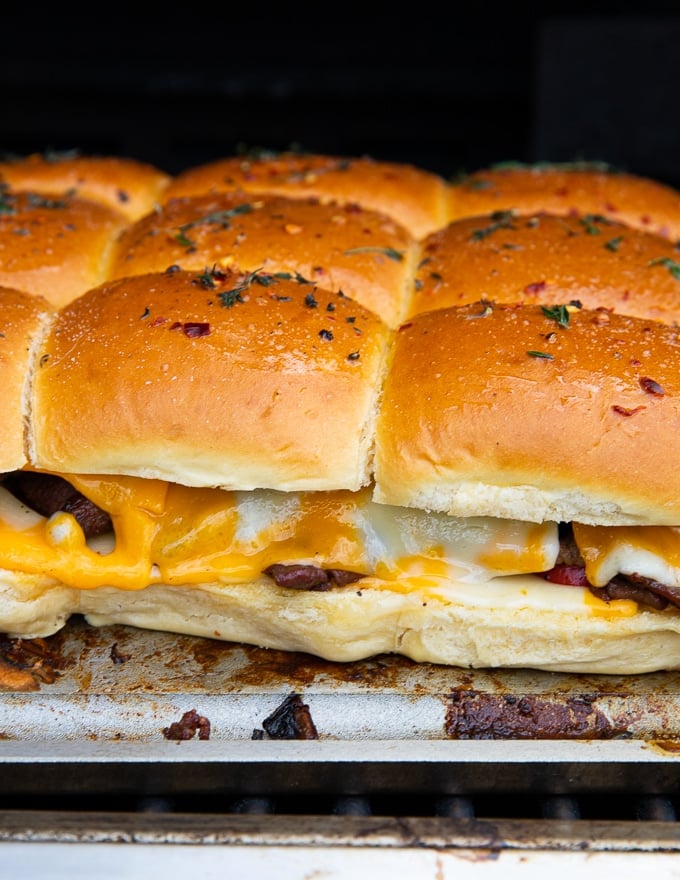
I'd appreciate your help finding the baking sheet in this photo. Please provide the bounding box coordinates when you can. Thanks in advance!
[2,615,680,800]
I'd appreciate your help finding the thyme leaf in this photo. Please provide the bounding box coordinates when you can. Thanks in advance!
[343,246,404,262]
[527,350,554,360]
[470,210,516,242]
[541,304,571,328]
[648,256,680,280]
[175,203,254,248]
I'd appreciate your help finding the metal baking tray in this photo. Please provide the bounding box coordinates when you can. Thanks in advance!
[2,615,680,797]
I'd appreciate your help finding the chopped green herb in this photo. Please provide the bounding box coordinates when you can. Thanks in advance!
[175,203,254,247]
[272,270,313,284]
[527,350,554,360]
[489,159,618,173]
[541,304,570,328]
[0,184,15,215]
[470,211,516,242]
[605,236,624,252]
[343,246,404,262]
[648,256,680,280]
[218,267,279,305]
[305,292,318,308]
[140,307,151,320]
[579,214,612,235]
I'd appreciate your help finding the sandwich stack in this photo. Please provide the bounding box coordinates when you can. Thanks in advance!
[2,150,680,673]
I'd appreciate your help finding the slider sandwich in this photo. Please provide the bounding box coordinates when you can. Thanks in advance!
[3,265,680,673]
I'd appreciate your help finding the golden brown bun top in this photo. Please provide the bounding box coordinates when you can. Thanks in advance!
[164,152,449,239]
[448,165,680,240]
[30,267,390,491]
[374,302,680,525]
[411,211,680,323]
[0,189,126,307]
[111,192,417,328]
[0,153,171,221]
[0,286,53,472]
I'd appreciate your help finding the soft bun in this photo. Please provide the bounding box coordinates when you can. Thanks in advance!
[411,211,680,322]
[448,163,680,239]
[4,571,680,674]
[0,189,126,306]
[111,191,417,328]
[374,302,680,525]
[30,267,391,491]
[164,151,449,238]
[0,286,53,472]
[0,152,170,221]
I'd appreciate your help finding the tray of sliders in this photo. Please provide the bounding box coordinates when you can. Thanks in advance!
[2,149,680,786]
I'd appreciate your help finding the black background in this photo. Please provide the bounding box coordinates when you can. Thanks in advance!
[1,4,679,186]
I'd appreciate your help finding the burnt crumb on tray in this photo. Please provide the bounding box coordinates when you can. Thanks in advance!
[0,634,67,691]
[254,692,319,740]
[110,642,131,664]
[162,708,211,741]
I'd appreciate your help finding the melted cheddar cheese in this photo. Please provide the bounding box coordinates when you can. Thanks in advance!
[1,472,677,620]
[0,472,558,592]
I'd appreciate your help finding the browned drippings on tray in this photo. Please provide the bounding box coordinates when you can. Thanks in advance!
[445,688,629,740]
[192,639,421,690]
[0,633,69,692]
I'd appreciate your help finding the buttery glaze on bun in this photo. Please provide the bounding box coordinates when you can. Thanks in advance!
[0,189,127,306]
[164,151,450,239]
[411,211,680,322]
[30,267,390,491]
[111,191,418,328]
[0,152,170,221]
[448,162,680,239]
[374,302,680,525]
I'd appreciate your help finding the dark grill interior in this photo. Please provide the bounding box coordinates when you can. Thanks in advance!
[2,7,680,185]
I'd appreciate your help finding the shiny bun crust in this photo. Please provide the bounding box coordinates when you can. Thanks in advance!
[449,164,680,240]
[411,212,680,323]
[30,268,390,492]
[164,152,450,238]
[0,287,53,472]
[111,191,418,328]
[374,302,680,525]
[0,153,171,221]
[0,190,127,307]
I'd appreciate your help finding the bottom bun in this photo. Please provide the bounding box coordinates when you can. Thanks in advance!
[3,573,680,674]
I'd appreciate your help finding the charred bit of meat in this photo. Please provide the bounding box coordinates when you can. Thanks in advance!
[162,708,211,741]
[263,562,365,590]
[3,471,112,538]
[261,692,319,740]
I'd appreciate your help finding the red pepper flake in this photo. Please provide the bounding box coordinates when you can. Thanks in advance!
[150,316,167,327]
[183,322,211,338]
[168,321,210,337]
[639,377,665,396]
[612,405,646,417]
[110,643,130,665]
[524,281,547,296]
